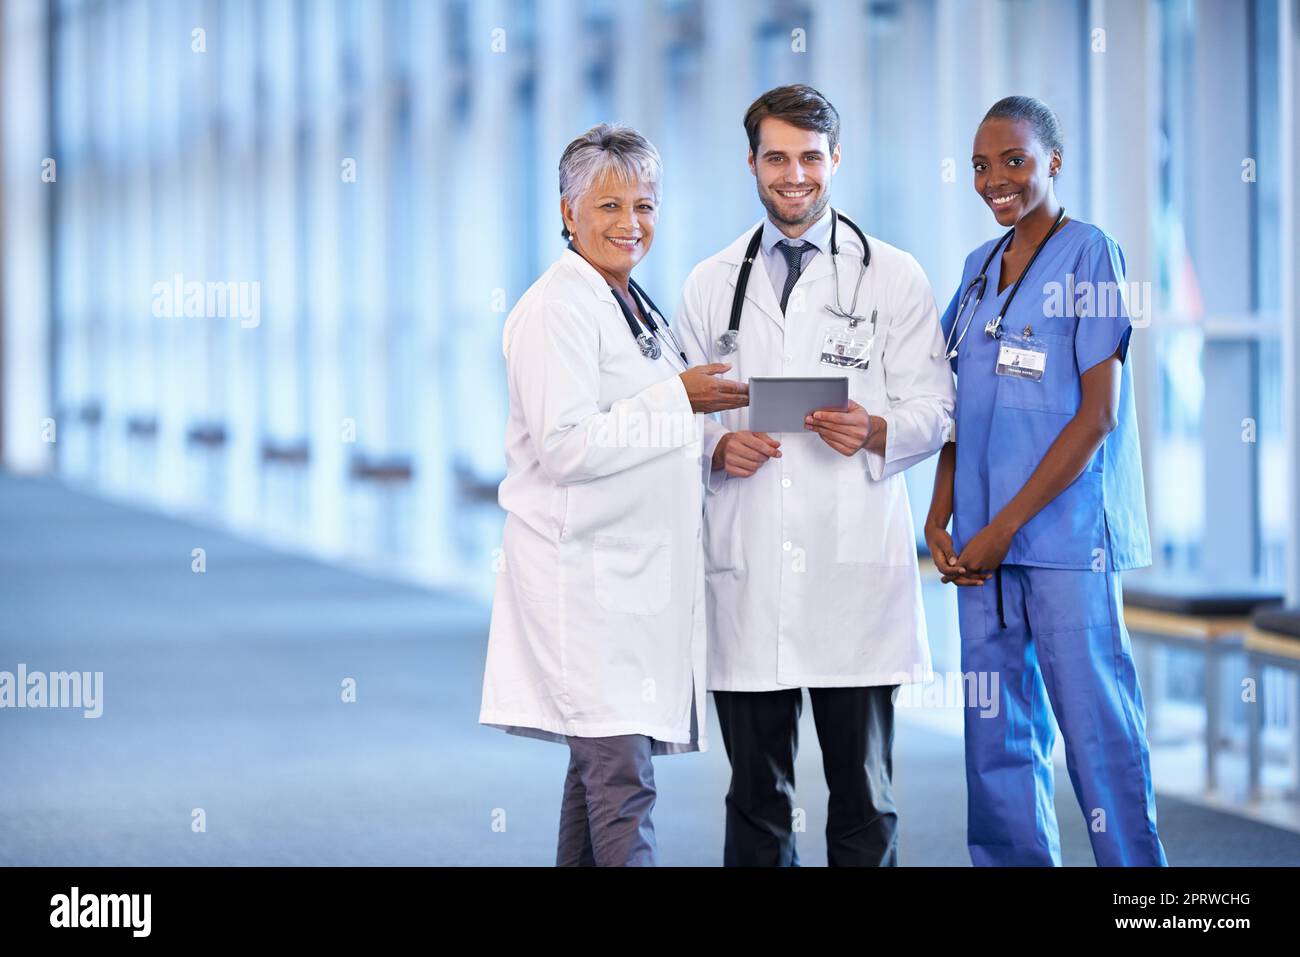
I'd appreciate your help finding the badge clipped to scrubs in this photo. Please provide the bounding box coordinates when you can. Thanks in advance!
[820,329,873,371]
[995,326,1047,382]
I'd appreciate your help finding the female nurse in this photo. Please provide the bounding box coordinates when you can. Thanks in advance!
[924,96,1167,867]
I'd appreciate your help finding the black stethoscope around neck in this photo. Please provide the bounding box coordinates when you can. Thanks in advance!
[565,241,688,367]
[935,206,1068,361]
[716,207,872,356]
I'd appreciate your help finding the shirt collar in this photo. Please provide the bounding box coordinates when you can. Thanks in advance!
[760,204,834,256]
[561,245,616,304]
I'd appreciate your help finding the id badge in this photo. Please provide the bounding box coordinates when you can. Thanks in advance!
[995,333,1047,381]
[820,330,872,371]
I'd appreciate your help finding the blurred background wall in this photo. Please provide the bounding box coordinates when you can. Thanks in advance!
[1,0,1296,604]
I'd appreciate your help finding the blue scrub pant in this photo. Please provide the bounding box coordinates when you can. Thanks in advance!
[958,564,1167,866]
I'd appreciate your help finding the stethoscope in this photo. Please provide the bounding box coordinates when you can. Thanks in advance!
[715,207,873,356]
[566,241,689,368]
[934,206,1068,361]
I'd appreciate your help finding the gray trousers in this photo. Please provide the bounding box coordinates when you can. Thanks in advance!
[556,734,657,866]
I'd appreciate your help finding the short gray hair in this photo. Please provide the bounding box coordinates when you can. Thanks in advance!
[558,123,663,240]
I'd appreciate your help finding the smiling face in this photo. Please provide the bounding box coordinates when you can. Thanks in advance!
[561,172,657,284]
[749,116,840,232]
[971,117,1060,227]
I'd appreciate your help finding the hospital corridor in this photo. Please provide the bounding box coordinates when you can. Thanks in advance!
[2,470,1300,865]
[2,0,1299,909]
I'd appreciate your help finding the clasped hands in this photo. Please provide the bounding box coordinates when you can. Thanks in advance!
[924,520,1017,586]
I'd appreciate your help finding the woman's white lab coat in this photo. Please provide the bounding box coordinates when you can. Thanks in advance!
[479,248,710,754]
[674,219,955,691]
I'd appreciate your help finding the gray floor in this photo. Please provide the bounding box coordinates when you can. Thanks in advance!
[2,472,1298,866]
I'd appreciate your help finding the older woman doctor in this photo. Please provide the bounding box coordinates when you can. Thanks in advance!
[479,124,748,866]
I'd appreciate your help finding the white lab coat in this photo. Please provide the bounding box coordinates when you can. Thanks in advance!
[479,248,710,755]
[674,216,955,691]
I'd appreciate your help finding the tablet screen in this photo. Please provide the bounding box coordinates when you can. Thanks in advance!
[748,377,849,433]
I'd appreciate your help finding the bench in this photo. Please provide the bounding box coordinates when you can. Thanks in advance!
[1243,608,1300,801]
[1124,577,1282,793]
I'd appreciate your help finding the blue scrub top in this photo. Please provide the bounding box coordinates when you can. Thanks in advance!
[939,219,1152,571]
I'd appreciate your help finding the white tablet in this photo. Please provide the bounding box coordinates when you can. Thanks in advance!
[748,376,849,433]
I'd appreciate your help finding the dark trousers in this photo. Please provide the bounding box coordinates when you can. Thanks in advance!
[713,686,898,866]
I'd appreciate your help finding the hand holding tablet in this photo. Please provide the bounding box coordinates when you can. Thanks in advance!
[747,376,849,433]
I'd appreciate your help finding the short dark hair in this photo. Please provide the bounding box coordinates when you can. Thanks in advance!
[743,84,840,157]
[982,95,1064,157]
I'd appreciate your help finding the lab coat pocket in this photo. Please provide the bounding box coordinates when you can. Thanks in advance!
[501,515,560,605]
[592,533,672,616]
[835,460,913,566]
[703,479,743,573]
[996,332,1078,415]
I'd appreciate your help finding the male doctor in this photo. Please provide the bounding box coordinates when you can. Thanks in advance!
[674,85,955,866]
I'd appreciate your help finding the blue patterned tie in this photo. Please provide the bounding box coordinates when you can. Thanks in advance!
[777,240,814,314]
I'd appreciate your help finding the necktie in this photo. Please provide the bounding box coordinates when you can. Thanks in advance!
[777,240,814,314]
